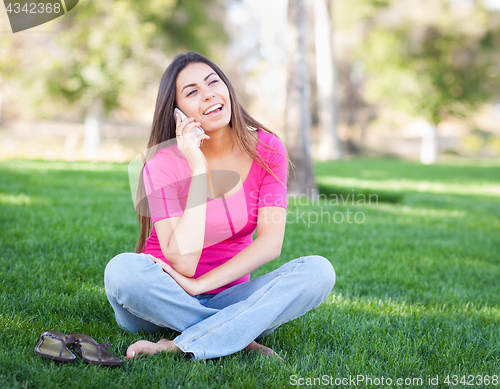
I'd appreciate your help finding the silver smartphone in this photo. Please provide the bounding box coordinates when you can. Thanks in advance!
[174,108,204,147]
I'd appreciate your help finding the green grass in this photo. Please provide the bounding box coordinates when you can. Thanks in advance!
[1,157,499,388]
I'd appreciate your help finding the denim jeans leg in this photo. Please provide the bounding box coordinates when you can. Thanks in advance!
[104,253,219,333]
[173,255,335,360]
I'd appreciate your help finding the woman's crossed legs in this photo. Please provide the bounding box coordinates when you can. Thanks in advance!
[104,253,335,361]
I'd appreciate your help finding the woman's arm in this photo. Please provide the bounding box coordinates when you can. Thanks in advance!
[151,206,287,295]
[154,165,208,277]
[153,115,211,277]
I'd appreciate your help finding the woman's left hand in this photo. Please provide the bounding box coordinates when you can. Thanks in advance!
[146,254,203,296]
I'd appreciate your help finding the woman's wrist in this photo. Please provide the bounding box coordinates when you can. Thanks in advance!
[180,277,207,296]
[190,165,207,176]
[193,273,217,295]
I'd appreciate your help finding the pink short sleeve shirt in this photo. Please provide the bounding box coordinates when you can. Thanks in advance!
[142,129,287,294]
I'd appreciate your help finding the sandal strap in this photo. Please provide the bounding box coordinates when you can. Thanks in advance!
[76,338,112,361]
[40,331,71,358]
[97,342,111,361]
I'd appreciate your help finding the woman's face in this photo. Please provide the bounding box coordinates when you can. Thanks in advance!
[175,62,232,133]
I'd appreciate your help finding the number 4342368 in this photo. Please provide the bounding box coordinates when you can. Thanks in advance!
[6,3,62,14]
[444,375,498,386]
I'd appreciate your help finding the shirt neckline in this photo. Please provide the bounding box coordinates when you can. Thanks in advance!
[207,129,260,201]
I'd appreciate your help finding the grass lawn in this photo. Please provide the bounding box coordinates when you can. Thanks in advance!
[0,157,499,388]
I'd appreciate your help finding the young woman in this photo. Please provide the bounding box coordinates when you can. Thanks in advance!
[104,52,335,361]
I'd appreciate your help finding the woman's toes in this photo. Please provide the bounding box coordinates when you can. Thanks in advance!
[125,340,154,359]
[125,339,181,359]
[124,348,135,360]
[244,341,283,360]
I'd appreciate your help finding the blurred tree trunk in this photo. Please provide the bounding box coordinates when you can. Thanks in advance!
[418,120,438,164]
[306,0,318,135]
[315,0,342,160]
[285,0,317,197]
[83,95,104,157]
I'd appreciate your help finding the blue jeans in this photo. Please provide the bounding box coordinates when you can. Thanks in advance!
[104,253,335,361]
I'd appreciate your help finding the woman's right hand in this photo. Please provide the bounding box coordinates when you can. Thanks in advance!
[175,113,210,172]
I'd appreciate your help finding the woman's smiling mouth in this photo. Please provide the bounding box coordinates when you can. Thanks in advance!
[203,103,223,116]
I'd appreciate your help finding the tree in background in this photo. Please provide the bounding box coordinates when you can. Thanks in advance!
[355,0,500,162]
[0,37,18,125]
[314,0,343,161]
[286,0,317,196]
[2,0,226,155]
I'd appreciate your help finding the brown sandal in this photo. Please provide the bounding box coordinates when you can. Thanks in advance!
[34,331,76,362]
[67,333,123,366]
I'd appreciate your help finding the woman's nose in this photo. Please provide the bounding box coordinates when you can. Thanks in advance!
[202,89,215,101]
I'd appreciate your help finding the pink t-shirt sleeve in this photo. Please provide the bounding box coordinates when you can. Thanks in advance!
[143,150,186,223]
[257,133,288,209]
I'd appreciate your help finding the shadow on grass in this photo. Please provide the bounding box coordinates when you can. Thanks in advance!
[317,183,404,204]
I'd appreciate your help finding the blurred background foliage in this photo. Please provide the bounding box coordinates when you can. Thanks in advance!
[334,0,500,158]
[1,0,226,119]
[356,0,500,125]
[0,0,499,160]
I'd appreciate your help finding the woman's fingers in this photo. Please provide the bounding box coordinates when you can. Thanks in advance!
[176,119,206,148]
[174,115,208,171]
[147,254,178,280]
[146,254,200,296]
[197,133,210,142]
[147,254,172,273]
[176,116,198,137]
[176,118,209,154]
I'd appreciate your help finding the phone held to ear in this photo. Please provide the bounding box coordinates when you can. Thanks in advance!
[174,108,205,147]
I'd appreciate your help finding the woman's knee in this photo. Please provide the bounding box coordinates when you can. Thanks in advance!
[301,255,336,293]
[104,252,147,293]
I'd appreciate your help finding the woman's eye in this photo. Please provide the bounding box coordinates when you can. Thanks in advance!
[187,90,196,97]
[209,79,219,85]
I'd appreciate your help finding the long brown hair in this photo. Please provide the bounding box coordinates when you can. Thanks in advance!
[135,52,289,253]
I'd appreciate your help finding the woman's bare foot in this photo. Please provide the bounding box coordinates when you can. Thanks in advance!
[125,338,181,359]
[244,341,283,360]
